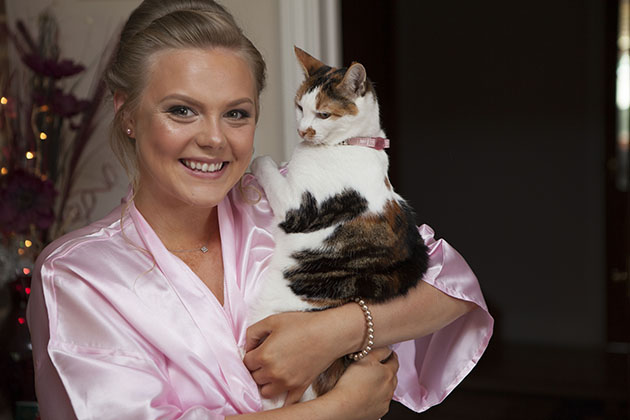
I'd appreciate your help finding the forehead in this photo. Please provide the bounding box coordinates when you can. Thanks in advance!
[143,47,256,102]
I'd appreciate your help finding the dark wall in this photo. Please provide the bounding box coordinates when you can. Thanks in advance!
[342,0,611,348]
[389,0,608,347]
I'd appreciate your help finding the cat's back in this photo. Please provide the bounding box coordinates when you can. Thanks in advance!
[286,142,395,213]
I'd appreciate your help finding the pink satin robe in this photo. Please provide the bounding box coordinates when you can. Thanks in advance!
[27,176,494,419]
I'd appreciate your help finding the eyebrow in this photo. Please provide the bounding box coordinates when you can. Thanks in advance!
[160,93,254,108]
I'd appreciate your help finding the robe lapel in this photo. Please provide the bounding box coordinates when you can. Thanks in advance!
[128,200,262,413]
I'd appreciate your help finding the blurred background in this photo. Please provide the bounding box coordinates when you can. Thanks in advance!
[0,0,628,419]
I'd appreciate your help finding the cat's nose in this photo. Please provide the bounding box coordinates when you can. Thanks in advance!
[298,128,315,139]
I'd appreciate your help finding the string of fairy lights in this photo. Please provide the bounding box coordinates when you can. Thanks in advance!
[0,96,52,171]
[1,93,41,319]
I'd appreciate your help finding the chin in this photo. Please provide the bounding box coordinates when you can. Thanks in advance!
[181,187,227,208]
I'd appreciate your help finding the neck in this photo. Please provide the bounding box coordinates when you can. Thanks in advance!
[134,187,219,251]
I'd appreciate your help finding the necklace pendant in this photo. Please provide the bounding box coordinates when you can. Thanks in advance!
[200,245,209,253]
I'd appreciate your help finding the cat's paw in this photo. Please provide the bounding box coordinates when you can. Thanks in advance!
[250,155,277,178]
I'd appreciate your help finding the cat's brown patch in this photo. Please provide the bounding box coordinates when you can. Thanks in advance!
[313,358,350,396]
[295,56,373,119]
[285,192,428,305]
[295,46,326,76]
[300,127,316,138]
[295,66,337,101]
[303,297,347,309]
[384,177,392,190]
[316,91,358,117]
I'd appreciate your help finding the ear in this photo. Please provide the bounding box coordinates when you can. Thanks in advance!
[114,91,134,129]
[113,91,127,114]
[294,46,326,78]
[338,62,367,97]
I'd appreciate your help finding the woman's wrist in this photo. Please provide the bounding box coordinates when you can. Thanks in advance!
[322,303,368,358]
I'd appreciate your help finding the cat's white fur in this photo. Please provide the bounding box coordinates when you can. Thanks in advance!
[248,65,401,410]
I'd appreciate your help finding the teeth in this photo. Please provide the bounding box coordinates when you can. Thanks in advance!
[183,160,224,173]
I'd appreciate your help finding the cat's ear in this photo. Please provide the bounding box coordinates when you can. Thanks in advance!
[338,62,367,97]
[294,46,325,78]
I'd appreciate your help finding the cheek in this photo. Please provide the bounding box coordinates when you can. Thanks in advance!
[137,119,189,163]
[311,119,330,133]
[232,126,255,158]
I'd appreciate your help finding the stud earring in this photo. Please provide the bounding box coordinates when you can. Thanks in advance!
[126,128,132,136]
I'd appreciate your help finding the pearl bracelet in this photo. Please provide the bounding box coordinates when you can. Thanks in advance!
[347,297,375,361]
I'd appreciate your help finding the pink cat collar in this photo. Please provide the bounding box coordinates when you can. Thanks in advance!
[341,137,390,150]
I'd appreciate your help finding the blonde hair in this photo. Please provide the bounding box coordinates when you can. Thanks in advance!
[105,0,266,186]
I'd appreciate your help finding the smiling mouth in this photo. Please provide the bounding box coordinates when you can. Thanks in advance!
[181,159,226,173]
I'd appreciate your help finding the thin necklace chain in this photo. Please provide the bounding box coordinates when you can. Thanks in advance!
[168,244,209,253]
[167,236,211,254]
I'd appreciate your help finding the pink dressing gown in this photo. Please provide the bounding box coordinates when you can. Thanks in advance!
[27,175,494,419]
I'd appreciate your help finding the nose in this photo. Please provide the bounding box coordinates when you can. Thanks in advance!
[297,127,315,139]
[196,117,226,148]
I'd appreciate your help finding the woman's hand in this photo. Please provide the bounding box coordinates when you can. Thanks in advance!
[322,347,399,420]
[243,306,365,404]
[231,347,399,420]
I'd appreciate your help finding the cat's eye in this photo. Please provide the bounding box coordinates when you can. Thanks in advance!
[167,105,195,118]
[317,112,331,119]
[296,104,303,112]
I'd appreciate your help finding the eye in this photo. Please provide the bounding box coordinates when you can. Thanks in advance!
[167,105,195,118]
[317,112,331,119]
[225,109,251,120]
[296,103,303,112]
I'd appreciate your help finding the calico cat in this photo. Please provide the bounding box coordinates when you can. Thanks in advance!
[248,47,429,408]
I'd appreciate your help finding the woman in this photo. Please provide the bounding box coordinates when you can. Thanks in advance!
[27,1,493,419]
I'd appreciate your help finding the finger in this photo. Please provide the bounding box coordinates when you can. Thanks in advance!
[380,351,395,364]
[283,384,309,406]
[260,381,286,399]
[243,347,263,371]
[250,367,271,386]
[245,318,272,352]
[383,351,399,373]
[365,346,393,363]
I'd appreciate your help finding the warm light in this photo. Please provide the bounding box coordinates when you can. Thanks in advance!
[40,104,49,112]
[39,132,48,140]
[17,248,25,256]
[25,151,34,159]
[0,167,7,175]
[41,174,48,181]
[617,52,630,110]
[18,317,26,325]
[25,287,31,295]
[24,240,33,248]
[22,267,31,275]
[0,97,7,105]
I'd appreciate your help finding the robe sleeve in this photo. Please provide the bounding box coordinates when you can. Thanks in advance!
[27,257,229,420]
[392,224,494,412]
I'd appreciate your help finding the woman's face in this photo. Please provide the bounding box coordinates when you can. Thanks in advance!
[131,47,257,210]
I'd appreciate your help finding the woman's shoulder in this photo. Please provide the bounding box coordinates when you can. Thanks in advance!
[30,202,162,358]
[36,202,136,276]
